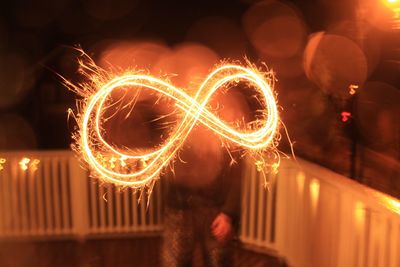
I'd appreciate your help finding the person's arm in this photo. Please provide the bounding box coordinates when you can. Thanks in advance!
[211,157,243,242]
[221,157,243,222]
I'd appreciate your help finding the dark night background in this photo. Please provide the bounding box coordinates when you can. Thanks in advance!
[0,0,399,197]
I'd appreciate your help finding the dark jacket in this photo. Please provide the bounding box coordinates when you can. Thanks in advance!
[164,152,243,226]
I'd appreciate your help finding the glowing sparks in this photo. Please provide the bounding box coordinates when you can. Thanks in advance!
[66,52,280,190]
[271,162,279,174]
[255,160,264,172]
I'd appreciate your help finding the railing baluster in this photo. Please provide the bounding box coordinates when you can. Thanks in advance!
[115,188,122,232]
[98,184,107,233]
[60,158,70,233]
[0,167,4,235]
[2,166,11,236]
[106,183,114,232]
[19,164,28,235]
[256,170,265,247]
[388,221,399,267]
[240,157,250,242]
[123,189,130,231]
[36,160,45,235]
[140,191,146,230]
[132,190,139,230]
[265,172,274,248]
[148,186,155,231]
[43,157,54,234]
[248,160,257,243]
[89,180,98,232]
[274,168,286,254]
[51,157,62,234]
[11,158,20,236]
[156,181,162,228]
[28,165,38,234]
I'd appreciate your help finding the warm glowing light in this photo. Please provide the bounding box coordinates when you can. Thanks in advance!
[349,84,358,95]
[66,52,280,190]
[310,178,320,213]
[341,111,351,122]
[0,158,6,171]
[30,159,41,172]
[296,172,305,195]
[354,201,365,228]
[383,198,400,214]
[372,191,400,215]
[19,157,31,171]
[383,0,400,29]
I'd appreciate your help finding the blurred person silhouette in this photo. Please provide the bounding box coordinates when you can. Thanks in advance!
[160,90,249,267]
[123,83,249,266]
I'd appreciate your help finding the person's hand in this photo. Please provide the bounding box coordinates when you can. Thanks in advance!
[211,213,233,243]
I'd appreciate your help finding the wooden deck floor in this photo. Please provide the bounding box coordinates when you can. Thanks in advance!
[0,237,286,267]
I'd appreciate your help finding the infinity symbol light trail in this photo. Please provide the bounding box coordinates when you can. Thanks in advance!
[68,59,280,189]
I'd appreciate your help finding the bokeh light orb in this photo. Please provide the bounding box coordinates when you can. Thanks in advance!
[328,20,381,76]
[243,0,307,59]
[303,32,368,98]
[99,40,170,72]
[153,43,220,90]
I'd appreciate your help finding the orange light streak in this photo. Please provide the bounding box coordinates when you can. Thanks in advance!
[66,53,280,190]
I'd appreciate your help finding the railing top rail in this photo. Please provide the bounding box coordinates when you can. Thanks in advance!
[1,149,398,217]
[282,158,400,218]
[0,150,74,157]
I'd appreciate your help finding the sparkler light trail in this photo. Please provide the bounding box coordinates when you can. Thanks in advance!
[66,52,280,190]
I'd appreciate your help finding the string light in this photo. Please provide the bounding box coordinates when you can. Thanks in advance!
[341,111,352,122]
[0,158,6,171]
[30,159,41,172]
[349,84,358,95]
[19,157,31,171]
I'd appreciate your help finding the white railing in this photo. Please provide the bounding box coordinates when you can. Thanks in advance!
[0,151,162,239]
[240,157,400,267]
[0,150,399,267]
